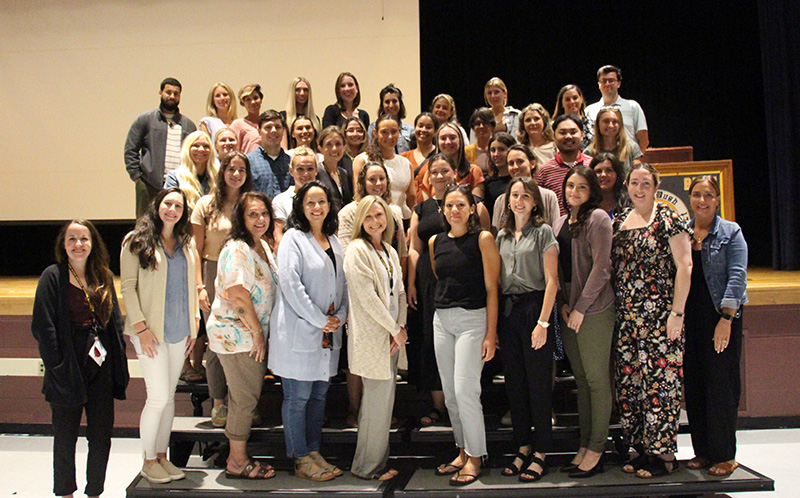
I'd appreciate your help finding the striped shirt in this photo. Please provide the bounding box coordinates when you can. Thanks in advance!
[164,120,183,179]
[535,151,592,216]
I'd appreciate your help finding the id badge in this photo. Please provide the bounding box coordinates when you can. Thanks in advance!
[90,336,107,367]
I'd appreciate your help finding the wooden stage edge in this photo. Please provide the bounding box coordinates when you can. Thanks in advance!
[1,268,798,315]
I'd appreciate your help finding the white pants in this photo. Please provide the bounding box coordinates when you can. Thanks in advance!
[433,307,487,457]
[131,335,187,459]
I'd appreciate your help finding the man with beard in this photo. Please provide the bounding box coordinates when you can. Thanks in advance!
[535,114,592,216]
[125,77,197,216]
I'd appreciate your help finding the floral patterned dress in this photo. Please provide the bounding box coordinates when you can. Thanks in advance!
[611,203,691,454]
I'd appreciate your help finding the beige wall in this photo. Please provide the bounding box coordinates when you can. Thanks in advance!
[0,0,420,221]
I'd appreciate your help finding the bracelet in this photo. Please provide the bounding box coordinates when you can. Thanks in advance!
[136,328,149,335]
[670,310,684,318]
[537,319,550,328]
[197,284,206,290]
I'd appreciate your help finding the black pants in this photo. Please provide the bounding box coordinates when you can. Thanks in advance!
[684,310,742,463]
[498,291,553,452]
[51,360,114,497]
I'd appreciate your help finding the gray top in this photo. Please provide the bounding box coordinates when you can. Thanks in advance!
[163,242,191,344]
[496,223,558,295]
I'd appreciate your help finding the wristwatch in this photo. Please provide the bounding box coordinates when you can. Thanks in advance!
[720,312,734,322]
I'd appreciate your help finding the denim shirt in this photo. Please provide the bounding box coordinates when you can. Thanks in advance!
[689,215,748,315]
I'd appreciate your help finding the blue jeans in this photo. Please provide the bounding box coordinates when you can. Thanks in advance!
[281,378,329,458]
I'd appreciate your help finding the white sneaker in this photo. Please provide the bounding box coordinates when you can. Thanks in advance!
[211,404,228,428]
[140,462,172,484]
[159,458,186,481]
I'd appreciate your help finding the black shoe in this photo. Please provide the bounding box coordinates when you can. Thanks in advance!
[569,457,604,478]
[560,461,579,473]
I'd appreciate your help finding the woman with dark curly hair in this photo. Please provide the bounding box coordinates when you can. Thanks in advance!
[120,187,199,484]
[32,219,129,498]
[206,191,278,480]
[269,181,348,482]
[591,152,629,217]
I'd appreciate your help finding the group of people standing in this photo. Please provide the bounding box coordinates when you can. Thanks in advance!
[32,66,747,496]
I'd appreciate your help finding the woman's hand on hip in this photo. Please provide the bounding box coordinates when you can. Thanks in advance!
[138,329,159,358]
[184,337,196,357]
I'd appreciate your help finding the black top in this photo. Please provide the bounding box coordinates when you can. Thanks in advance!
[317,165,353,212]
[433,230,486,310]
[484,174,511,216]
[415,198,445,250]
[556,222,573,284]
[322,105,370,130]
[325,246,337,273]
[687,249,715,316]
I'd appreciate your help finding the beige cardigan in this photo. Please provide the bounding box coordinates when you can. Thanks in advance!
[343,238,407,380]
[120,237,200,341]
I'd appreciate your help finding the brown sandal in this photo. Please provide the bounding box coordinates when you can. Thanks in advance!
[709,460,739,476]
[686,456,711,470]
[308,451,343,477]
[295,456,335,481]
[226,459,275,480]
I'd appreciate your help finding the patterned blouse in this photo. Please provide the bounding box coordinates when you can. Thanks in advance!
[206,239,278,354]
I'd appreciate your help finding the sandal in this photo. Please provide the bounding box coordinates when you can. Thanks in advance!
[420,407,446,427]
[502,452,531,477]
[435,462,463,476]
[355,467,398,481]
[622,453,648,474]
[450,469,481,487]
[226,459,275,480]
[708,460,739,476]
[180,366,205,383]
[295,455,335,482]
[519,456,548,483]
[686,456,711,470]
[636,456,679,479]
[309,451,343,477]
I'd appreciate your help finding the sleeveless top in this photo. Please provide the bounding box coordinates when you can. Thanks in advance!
[433,230,486,310]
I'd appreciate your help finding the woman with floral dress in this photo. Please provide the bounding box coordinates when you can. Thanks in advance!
[611,163,692,479]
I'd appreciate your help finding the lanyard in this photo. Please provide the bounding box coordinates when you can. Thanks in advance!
[373,243,394,296]
[68,263,97,315]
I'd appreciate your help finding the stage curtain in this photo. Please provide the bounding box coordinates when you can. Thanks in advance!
[759,0,800,270]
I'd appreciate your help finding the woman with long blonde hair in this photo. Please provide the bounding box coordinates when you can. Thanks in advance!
[199,82,238,142]
[164,130,218,210]
[587,106,642,174]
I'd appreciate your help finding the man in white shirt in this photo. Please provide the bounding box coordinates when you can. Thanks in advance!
[585,65,649,150]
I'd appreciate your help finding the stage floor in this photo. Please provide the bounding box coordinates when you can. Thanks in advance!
[1,268,798,315]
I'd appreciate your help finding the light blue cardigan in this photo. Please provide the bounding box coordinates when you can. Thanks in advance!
[268,228,348,382]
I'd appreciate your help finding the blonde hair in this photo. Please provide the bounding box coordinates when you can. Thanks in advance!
[284,76,319,132]
[205,82,238,120]
[484,77,508,106]
[291,145,317,167]
[588,106,632,163]
[177,130,218,209]
[516,103,554,145]
[431,93,459,124]
[352,195,395,245]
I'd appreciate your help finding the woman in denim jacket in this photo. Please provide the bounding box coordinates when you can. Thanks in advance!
[684,175,748,477]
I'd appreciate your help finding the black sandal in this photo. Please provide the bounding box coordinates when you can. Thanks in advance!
[519,456,548,483]
[420,408,445,427]
[622,453,648,474]
[635,456,679,479]
[502,452,531,477]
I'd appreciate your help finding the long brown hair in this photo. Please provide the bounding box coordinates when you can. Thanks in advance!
[54,219,115,325]
[123,187,193,270]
